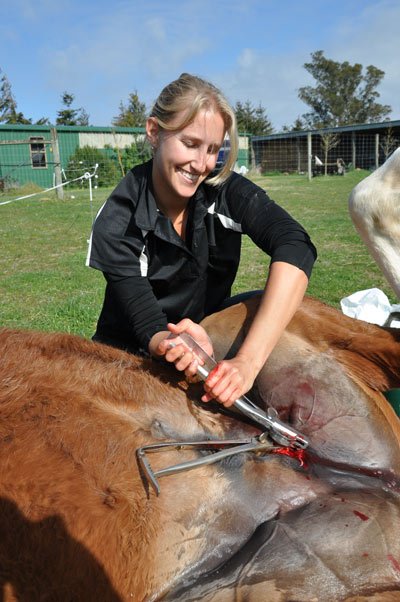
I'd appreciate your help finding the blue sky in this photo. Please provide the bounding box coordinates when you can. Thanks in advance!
[1,0,399,130]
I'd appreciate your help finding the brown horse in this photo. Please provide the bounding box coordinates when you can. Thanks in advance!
[1,294,400,601]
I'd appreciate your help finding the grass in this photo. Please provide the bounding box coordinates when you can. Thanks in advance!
[0,170,393,338]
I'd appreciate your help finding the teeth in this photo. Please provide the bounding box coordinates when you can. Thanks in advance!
[179,168,198,181]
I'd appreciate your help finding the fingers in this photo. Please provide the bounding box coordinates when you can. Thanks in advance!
[167,321,214,357]
[158,337,201,376]
[201,361,250,407]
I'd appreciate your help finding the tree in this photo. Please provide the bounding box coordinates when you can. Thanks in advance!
[282,117,306,132]
[66,146,118,187]
[56,92,90,126]
[320,133,341,175]
[120,139,152,174]
[112,91,147,127]
[298,50,391,128]
[380,127,399,161]
[0,68,31,124]
[0,68,49,124]
[235,100,273,135]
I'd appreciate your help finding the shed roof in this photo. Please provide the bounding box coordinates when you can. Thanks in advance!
[0,124,145,134]
[252,119,400,142]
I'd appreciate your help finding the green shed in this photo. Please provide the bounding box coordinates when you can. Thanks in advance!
[0,124,146,191]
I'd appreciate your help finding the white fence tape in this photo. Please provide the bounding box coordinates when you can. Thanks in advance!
[0,164,98,207]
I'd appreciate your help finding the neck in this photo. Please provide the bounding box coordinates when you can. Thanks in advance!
[156,199,189,240]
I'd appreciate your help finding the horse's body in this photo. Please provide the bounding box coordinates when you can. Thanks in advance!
[1,295,400,601]
[349,147,400,299]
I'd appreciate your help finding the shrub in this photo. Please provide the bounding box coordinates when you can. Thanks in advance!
[66,146,119,187]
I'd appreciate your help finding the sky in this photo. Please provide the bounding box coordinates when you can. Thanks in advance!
[1,0,399,131]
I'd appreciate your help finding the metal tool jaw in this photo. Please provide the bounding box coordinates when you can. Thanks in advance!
[176,332,309,451]
[137,435,279,496]
[136,331,309,496]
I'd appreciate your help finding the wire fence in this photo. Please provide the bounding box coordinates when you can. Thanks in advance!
[1,124,399,199]
[251,128,400,177]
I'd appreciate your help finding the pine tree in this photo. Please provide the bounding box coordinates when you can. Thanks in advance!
[56,92,89,126]
[112,91,147,127]
[235,100,273,135]
[0,68,48,124]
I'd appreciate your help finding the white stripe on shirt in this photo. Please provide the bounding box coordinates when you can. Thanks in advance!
[207,202,242,232]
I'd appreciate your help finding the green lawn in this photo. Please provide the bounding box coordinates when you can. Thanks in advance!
[0,171,392,338]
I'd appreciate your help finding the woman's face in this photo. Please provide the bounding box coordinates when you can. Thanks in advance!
[146,107,225,206]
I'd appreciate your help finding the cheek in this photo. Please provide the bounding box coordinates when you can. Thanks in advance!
[207,155,218,171]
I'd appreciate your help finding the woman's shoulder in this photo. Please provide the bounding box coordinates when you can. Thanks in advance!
[210,170,269,204]
[107,160,152,208]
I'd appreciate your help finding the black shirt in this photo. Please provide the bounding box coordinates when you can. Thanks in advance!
[87,160,317,352]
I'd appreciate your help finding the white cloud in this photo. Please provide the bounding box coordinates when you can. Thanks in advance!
[216,1,400,130]
[5,0,400,128]
[322,0,400,118]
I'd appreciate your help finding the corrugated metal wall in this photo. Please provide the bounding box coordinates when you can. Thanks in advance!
[0,125,251,189]
[0,126,55,188]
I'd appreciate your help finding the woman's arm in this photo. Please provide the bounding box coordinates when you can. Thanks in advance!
[154,261,309,406]
[201,261,308,406]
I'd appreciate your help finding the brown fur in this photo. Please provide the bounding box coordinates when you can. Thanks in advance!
[0,327,248,601]
[2,294,400,601]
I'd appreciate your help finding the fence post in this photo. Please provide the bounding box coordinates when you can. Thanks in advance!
[375,133,380,170]
[352,131,356,170]
[307,131,312,181]
[296,138,301,173]
[51,128,63,200]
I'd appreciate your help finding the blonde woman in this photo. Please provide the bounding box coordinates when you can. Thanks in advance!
[87,73,317,407]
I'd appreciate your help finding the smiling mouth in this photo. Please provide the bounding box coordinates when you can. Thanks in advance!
[178,168,200,183]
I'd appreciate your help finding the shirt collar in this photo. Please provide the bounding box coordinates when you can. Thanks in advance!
[134,159,218,232]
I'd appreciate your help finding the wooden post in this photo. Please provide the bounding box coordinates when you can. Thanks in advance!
[375,133,380,170]
[307,131,312,181]
[296,137,301,173]
[51,128,63,200]
[352,131,356,170]
[250,140,256,172]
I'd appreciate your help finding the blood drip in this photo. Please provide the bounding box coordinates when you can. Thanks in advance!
[387,554,400,572]
[271,447,309,468]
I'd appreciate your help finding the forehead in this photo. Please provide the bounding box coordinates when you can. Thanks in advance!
[171,107,226,142]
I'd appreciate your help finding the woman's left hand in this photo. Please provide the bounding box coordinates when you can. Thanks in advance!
[201,356,257,407]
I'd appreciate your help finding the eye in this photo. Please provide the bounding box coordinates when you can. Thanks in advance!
[182,139,196,148]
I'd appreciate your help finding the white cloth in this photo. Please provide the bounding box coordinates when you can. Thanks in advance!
[341,288,400,327]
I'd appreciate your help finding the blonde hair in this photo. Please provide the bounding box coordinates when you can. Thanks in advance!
[149,73,238,186]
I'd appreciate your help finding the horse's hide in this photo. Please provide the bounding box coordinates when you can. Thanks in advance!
[1,295,400,601]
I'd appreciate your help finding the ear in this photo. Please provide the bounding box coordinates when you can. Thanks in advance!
[146,117,159,149]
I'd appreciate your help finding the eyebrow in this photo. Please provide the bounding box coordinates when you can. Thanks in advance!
[181,135,222,149]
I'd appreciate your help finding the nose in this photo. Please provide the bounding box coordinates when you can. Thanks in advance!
[192,147,209,173]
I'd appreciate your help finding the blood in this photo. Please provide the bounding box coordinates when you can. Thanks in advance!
[353,510,369,521]
[208,364,222,379]
[387,554,400,572]
[271,447,309,468]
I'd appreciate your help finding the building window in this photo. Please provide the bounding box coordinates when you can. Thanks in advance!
[30,137,47,168]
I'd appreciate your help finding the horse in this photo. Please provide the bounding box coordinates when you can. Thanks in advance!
[2,292,400,601]
[349,146,400,300]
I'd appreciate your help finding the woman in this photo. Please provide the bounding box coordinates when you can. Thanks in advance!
[87,73,317,407]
